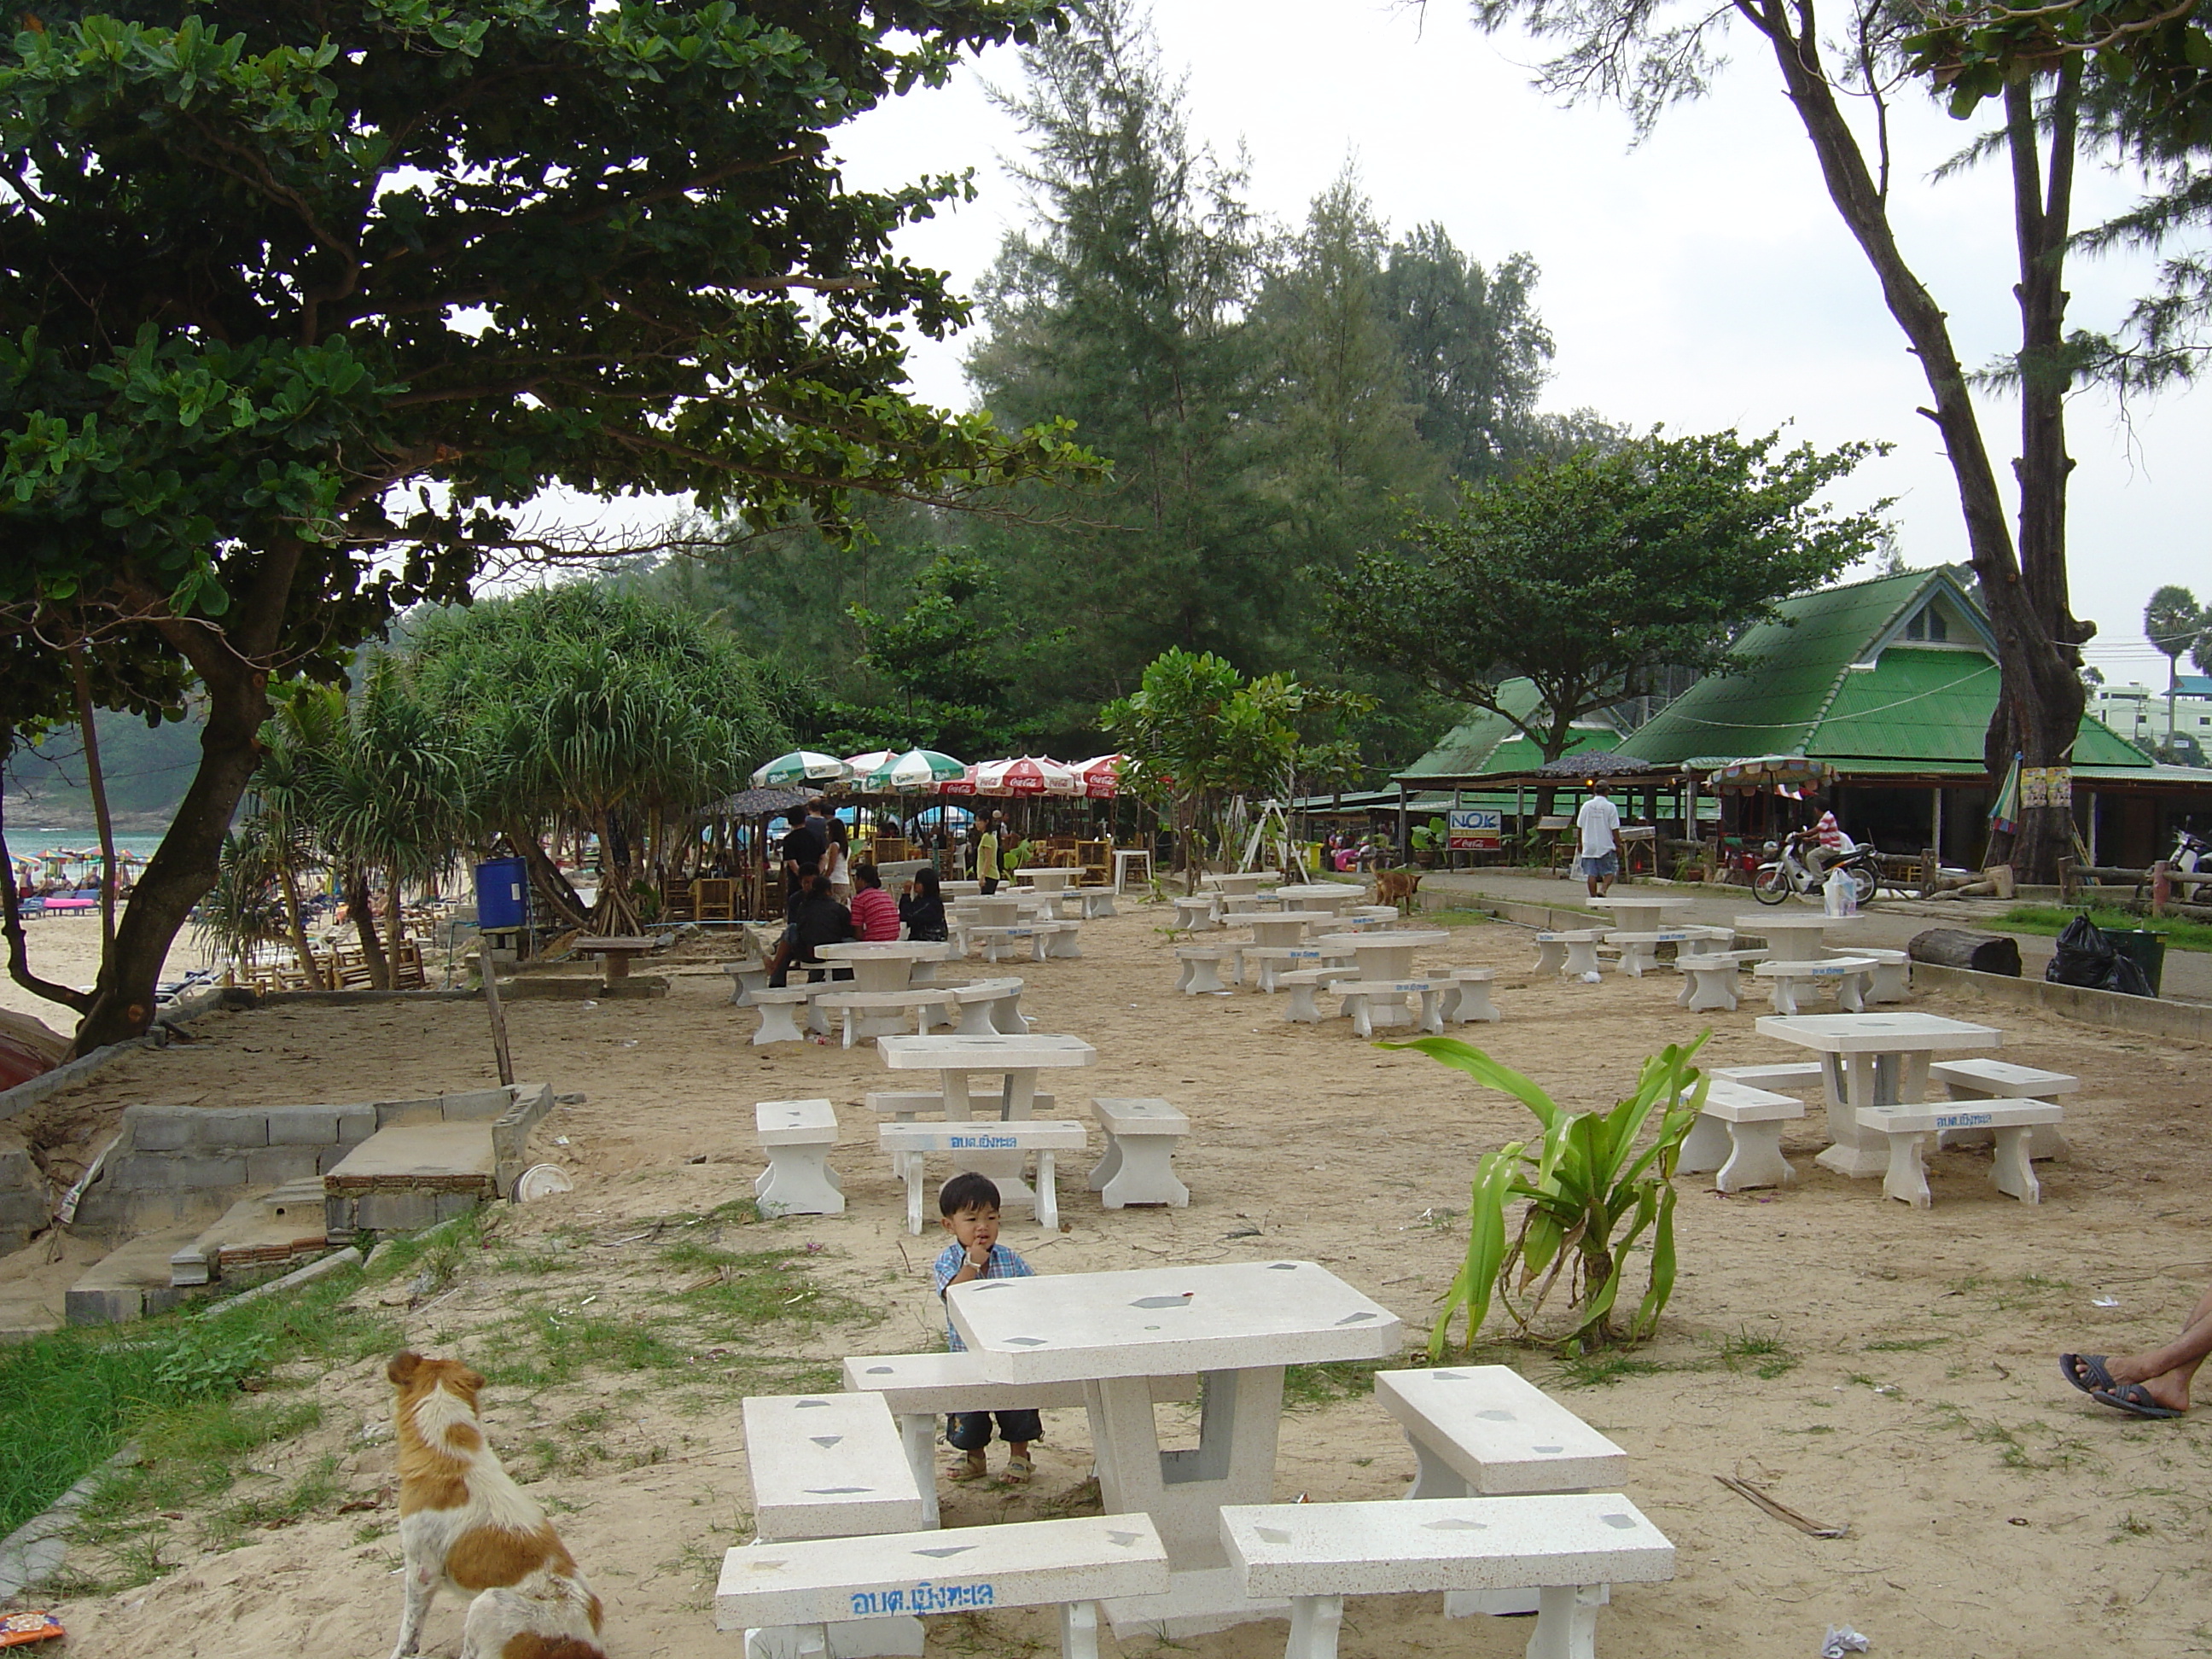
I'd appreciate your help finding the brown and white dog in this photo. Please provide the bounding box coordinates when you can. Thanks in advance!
[387,1350,608,1659]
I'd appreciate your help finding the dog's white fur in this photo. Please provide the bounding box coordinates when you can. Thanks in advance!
[387,1351,607,1659]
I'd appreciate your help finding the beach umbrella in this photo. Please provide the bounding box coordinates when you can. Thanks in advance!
[750,750,851,789]
[841,749,900,790]
[939,765,979,796]
[973,755,1079,796]
[1072,754,1124,799]
[868,748,967,792]
[1703,754,1837,794]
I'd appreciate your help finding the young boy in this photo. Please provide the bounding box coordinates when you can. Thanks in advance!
[929,1173,1039,1483]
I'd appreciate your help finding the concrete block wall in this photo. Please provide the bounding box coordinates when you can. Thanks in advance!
[0,1127,48,1256]
[73,1084,551,1243]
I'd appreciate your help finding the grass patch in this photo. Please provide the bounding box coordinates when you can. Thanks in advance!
[1551,1350,1667,1388]
[1864,1336,1950,1352]
[1282,1359,1388,1409]
[1998,904,2212,954]
[1714,1328,1799,1379]
[0,1261,393,1544]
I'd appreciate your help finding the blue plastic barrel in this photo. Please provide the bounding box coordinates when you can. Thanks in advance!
[474,857,529,929]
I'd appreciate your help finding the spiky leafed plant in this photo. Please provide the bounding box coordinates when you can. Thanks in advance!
[191,820,290,975]
[1385,1034,1709,1353]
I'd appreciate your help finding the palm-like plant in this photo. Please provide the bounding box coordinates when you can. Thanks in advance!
[191,820,291,975]
[1388,1033,1709,1353]
[2146,585,2204,756]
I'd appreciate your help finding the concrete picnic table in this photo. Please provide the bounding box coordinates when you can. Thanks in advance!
[1200,870,1276,897]
[1016,866,1080,894]
[1734,911,1864,965]
[573,934,659,981]
[1241,911,1336,949]
[1587,895,1697,935]
[1270,883,1360,914]
[1312,929,1451,982]
[946,1259,1401,1638]
[1755,1010,2001,1179]
[812,940,959,993]
[878,1033,1097,1213]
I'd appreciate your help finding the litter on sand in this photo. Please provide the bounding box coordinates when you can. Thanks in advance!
[1714,1475,1848,1539]
[1820,1625,1871,1656]
[0,1612,64,1647]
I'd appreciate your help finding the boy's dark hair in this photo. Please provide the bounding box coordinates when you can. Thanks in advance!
[938,1172,1001,1217]
[852,859,880,888]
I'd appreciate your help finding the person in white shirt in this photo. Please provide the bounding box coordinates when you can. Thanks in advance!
[1575,783,1623,897]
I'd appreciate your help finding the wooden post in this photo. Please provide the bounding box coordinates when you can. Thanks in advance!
[480,939,515,1087]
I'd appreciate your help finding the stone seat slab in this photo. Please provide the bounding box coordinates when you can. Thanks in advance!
[880,1121,1086,1233]
[754,1099,843,1217]
[742,1391,927,1542]
[1087,1097,1190,1209]
[1677,1079,1804,1192]
[1930,1057,2076,1158]
[1374,1366,1628,1498]
[1857,1098,2064,1208]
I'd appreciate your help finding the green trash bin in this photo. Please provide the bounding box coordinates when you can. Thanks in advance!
[2099,927,2166,997]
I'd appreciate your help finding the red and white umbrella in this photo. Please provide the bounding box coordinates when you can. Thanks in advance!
[970,755,1079,796]
[938,765,979,797]
[1072,754,1124,799]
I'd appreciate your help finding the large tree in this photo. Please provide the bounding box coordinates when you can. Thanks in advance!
[1318,428,1886,760]
[1461,0,2104,878]
[0,0,1086,1051]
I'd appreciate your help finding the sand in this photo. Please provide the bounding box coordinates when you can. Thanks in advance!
[0,912,215,1029]
[7,899,2212,1657]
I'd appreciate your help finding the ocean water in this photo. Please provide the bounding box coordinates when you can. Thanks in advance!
[15,831,172,860]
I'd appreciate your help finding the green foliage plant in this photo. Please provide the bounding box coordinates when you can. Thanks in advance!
[1385,1033,1709,1353]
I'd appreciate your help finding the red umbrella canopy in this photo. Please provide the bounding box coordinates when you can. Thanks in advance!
[1073,754,1123,799]
[971,756,1078,796]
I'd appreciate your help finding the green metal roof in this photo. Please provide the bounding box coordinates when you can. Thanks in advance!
[1398,678,1620,780]
[1615,567,2149,774]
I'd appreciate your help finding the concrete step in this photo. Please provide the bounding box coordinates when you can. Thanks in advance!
[323,1121,498,1239]
[67,1225,207,1326]
[170,1179,329,1287]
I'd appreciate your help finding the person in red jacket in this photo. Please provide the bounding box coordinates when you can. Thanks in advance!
[847,860,901,941]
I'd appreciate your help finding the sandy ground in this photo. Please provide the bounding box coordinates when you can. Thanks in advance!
[0,913,215,1029]
[5,897,2212,1658]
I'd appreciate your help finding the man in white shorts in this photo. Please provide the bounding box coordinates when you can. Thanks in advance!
[1575,782,1622,898]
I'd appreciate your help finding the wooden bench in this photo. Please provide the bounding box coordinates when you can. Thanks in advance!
[1930,1057,2077,1160]
[751,986,823,1046]
[1754,955,1877,1015]
[1440,968,1500,1025]
[754,1099,844,1217]
[1174,946,1230,995]
[1278,965,1357,1023]
[1171,894,1220,932]
[1671,951,1758,1013]
[1087,1098,1190,1209]
[1533,930,1605,976]
[880,1121,1086,1233]
[1372,1365,1631,1621]
[842,1355,1195,1528]
[1856,1098,2064,1208]
[1220,1494,1674,1659]
[1676,1078,1802,1192]
[715,1513,1170,1659]
[950,978,1029,1035]
[812,988,959,1050]
[1336,979,1447,1039]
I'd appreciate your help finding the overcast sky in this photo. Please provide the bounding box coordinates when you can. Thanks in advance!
[583,0,2209,687]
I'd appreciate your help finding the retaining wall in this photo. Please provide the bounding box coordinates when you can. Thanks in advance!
[0,1128,47,1256]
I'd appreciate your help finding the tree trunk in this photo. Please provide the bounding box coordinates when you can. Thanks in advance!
[67,643,119,957]
[1748,3,2089,885]
[275,855,325,991]
[507,823,591,932]
[384,868,407,984]
[346,866,392,989]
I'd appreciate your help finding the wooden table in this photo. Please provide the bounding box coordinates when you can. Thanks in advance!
[948,1260,1400,1638]
[1755,1011,2001,1178]
[574,934,658,981]
[1735,911,1863,965]
[812,940,958,993]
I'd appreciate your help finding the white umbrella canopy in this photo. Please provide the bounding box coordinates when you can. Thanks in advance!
[841,749,900,791]
[972,755,1078,796]
[870,748,967,791]
[750,750,852,789]
[1072,754,1124,799]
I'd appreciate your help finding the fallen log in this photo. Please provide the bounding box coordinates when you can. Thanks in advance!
[1909,927,2023,977]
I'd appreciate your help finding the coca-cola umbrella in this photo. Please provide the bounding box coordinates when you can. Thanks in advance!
[1072,754,1124,798]
[971,756,1079,796]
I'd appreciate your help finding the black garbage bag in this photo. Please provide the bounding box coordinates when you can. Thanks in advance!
[2046,913,2154,996]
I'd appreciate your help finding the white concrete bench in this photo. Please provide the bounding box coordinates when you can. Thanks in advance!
[1676,1078,1802,1192]
[841,1353,1197,1528]
[969,925,1050,964]
[715,1513,1170,1659]
[752,986,824,1046]
[1220,1494,1674,1659]
[754,1099,845,1216]
[740,1392,931,1659]
[1278,966,1357,1023]
[1675,925,1738,957]
[1857,1098,2063,1208]
[1668,950,1757,1013]
[1237,944,1328,992]
[1856,946,1911,1004]
[1600,928,1701,978]
[1042,920,1083,959]
[1175,946,1230,995]
[880,1120,1087,1233]
[1087,1098,1190,1209]
[1930,1057,2076,1159]
[1346,905,1400,926]
[1172,894,1220,932]
[1754,954,1877,1015]
[1710,1062,1824,1093]
[1440,968,1500,1025]
[813,988,959,1050]
[864,1089,1055,1179]
[724,962,772,1006]
[951,977,1029,1035]
[1338,979,1447,1039]
[1534,930,1605,976]
[1218,892,1276,917]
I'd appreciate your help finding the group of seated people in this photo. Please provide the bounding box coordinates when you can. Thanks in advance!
[765,852,951,988]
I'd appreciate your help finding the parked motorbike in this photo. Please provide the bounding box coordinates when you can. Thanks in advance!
[1753,834,1879,906]
[2171,825,2208,876]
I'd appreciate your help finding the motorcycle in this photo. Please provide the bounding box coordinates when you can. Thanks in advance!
[1753,834,1880,907]
[2171,825,2209,876]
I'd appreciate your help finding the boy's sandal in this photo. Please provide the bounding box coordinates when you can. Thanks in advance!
[1002,1456,1034,1485]
[947,1455,988,1482]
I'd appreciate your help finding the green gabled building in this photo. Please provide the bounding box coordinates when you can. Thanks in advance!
[1611,566,2199,867]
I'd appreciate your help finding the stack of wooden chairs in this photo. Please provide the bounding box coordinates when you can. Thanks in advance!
[242,936,427,996]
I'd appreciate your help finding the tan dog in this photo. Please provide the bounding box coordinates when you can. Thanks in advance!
[387,1351,608,1659]
[1373,868,1423,912]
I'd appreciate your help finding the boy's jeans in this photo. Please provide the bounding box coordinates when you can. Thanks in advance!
[945,1409,1041,1450]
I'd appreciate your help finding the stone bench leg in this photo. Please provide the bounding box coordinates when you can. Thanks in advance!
[955,998,997,1035]
[1716,1121,1795,1193]
[1940,1089,2069,1161]
[1615,941,1658,977]
[1534,940,1567,975]
[1284,981,1326,1023]
[1034,1151,1060,1230]
[1529,1583,1608,1659]
[1048,927,1082,959]
[751,1000,806,1045]
[1767,976,1805,1016]
[895,1411,940,1529]
[1417,987,1445,1036]
[1089,1132,1189,1208]
[1679,968,1738,1014]
[1181,957,1226,996]
[1836,972,1866,1014]
[1676,1113,1732,1178]
[1561,939,1602,976]
[1447,981,1499,1024]
[756,1144,844,1217]
[1991,1126,2041,1204]
[1344,992,1374,1039]
[1879,1128,1933,1208]
[748,1621,923,1659]
[1283,1593,1346,1659]
[1868,960,1909,1002]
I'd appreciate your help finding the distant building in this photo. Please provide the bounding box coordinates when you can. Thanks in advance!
[2090,676,2212,760]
